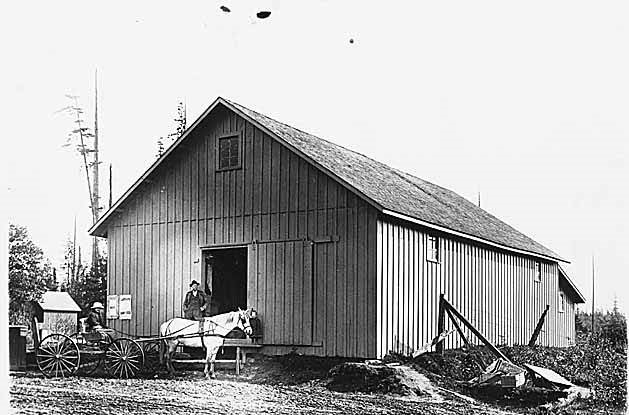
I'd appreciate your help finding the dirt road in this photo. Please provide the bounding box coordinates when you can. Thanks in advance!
[10,373,513,415]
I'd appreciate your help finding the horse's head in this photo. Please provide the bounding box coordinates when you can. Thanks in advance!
[237,307,253,336]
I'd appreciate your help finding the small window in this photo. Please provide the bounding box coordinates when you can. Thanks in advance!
[427,235,439,262]
[534,262,542,282]
[217,134,241,170]
[559,292,565,312]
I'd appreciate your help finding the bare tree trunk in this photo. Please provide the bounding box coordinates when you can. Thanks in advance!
[92,69,100,269]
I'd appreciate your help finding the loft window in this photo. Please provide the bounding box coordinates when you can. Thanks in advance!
[427,235,439,262]
[534,262,542,282]
[217,134,241,170]
[559,292,565,312]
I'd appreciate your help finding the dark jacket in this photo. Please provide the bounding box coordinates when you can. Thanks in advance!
[86,310,105,331]
[183,290,207,321]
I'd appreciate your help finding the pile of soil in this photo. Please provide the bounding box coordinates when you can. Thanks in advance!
[327,363,410,395]
[244,353,357,386]
[326,362,442,398]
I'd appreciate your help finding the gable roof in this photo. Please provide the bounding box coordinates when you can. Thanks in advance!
[558,266,586,303]
[35,291,82,312]
[90,97,565,263]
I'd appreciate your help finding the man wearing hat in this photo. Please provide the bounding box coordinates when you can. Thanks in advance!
[86,302,106,331]
[183,280,208,321]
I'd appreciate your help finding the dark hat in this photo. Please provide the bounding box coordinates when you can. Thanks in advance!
[190,280,200,287]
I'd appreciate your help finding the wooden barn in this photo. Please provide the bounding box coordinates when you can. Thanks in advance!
[89,97,585,358]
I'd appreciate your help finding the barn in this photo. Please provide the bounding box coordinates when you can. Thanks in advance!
[89,97,585,358]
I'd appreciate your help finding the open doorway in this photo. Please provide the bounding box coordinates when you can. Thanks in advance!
[202,247,247,316]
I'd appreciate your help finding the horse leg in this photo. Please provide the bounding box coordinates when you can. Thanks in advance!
[204,343,211,379]
[166,341,177,376]
[207,345,219,379]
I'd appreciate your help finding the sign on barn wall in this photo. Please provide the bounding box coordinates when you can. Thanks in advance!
[119,295,132,320]
[107,295,119,319]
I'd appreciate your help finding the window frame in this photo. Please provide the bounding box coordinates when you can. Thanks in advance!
[216,131,243,172]
[426,235,440,263]
[534,261,542,283]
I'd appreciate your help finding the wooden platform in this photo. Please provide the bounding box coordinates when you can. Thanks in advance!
[172,339,262,375]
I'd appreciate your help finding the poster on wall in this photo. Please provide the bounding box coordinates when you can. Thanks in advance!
[107,295,119,319]
[119,294,132,320]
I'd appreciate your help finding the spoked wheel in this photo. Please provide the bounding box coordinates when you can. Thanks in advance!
[105,338,144,379]
[36,333,80,378]
[142,341,162,374]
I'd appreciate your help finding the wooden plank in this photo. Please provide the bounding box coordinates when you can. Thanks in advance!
[274,243,285,343]
[366,209,377,357]
[284,242,294,344]
[293,240,303,344]
[443,297,512,363]
[302,241,313,345]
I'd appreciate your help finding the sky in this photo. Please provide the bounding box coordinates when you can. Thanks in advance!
[3,0,628,314]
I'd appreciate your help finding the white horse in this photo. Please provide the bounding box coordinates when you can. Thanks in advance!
[160,308,253,379]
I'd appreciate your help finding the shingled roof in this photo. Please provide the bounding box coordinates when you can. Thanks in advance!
[90,97,564,262]
[225,98,563,261]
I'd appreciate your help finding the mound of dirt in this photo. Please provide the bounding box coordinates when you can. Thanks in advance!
[327,362,442,398]
[244,353,356,386]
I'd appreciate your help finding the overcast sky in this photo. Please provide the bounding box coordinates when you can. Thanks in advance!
[4,0,628,313]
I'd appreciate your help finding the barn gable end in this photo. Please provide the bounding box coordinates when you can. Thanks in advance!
[103,104,378,357]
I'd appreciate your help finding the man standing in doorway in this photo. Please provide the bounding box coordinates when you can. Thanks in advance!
[183,280,207,321]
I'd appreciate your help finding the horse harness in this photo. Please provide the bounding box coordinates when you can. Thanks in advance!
[196,312,251,350]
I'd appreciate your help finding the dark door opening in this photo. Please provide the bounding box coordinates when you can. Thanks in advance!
[203,247,247,315]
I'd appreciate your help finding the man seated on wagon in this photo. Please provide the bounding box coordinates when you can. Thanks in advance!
[86,302,106,331]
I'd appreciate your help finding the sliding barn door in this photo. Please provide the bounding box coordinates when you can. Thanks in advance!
[248,240,314,345]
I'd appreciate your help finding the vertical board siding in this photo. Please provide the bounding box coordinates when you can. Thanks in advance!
[376,218,574,358]
[106,107,377,357]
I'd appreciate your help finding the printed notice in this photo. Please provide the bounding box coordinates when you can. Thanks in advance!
[119,294,132,320]
[107,295,119,319]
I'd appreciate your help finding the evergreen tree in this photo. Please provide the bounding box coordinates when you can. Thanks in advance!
[63,253,107,314]
[8,224,56,324]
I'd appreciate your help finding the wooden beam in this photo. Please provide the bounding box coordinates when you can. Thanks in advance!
[436,294,445,354]
[445,306,471,349]
[528,304,550,346]
[442,296,513,363]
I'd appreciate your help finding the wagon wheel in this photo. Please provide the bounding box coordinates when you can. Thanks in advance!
[105,338,144,379]
[142,341,162,374]
[36,333,80,378]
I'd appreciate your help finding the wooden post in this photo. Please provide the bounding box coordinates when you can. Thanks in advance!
[445,306,471,349]
[442,296,513,363]
[436,294,445,355]
[528,304,550,346]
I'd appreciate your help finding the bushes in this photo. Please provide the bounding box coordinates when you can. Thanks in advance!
[503,334,627,409]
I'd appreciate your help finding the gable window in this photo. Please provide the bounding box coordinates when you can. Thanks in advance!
[427,235,439,262]
[217,134,241,171]
[559,292,565,312]
[534,261,542,282]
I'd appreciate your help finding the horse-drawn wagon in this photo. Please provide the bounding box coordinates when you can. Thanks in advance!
[35,308,254,379]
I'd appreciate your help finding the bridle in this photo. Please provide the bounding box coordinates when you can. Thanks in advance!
[238,310,252,334]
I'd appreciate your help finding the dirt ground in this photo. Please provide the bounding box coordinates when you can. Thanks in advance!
[9,368,513,415]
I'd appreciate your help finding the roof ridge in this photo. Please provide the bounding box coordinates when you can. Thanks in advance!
[223,97,396,170]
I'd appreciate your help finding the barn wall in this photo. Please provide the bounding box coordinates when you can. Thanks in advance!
[376,217,573,358]
[558,282,578,346]
[106,105,377,358]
